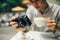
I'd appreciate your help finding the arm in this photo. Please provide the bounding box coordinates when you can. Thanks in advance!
[46,8,60,31]
[55,9,60,31]
[26,7,33,22]
[26,6,37,31]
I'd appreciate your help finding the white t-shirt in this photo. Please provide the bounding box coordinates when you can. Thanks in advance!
[26,2,60,32]
[10,31,44,40]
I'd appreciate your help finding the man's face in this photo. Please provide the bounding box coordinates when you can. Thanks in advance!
[30,0,47,11]
[31,0,43,7]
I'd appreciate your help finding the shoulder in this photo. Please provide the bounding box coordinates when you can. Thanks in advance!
[53,4,60,9]
[52,3,60,9]
[27,5,33,11]
[48,2,60,8]
[26,5,37,12]
[48,2,60,13]
[53,4,60,12]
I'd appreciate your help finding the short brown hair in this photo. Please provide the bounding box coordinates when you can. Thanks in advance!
[29,0,46,2]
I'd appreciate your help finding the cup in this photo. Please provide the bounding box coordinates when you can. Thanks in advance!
[34,17,47,27]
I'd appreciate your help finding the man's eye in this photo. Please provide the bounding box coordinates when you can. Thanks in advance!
[31,0,38,2]
[35,0,40,1]
[35,0,38,1]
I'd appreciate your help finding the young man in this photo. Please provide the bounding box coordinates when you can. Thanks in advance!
[26,0,60,31]
[9,0,60,32]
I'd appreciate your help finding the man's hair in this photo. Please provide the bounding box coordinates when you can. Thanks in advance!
[29,0,46,2]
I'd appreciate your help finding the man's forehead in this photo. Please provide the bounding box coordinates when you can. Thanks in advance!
[30,0,40,1]
[30,0,46,2]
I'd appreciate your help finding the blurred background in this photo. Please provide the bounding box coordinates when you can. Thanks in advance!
[0,0,60,40]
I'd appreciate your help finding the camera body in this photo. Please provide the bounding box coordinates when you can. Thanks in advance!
[11,15,32,28]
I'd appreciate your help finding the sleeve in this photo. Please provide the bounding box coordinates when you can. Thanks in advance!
[56,7,60,23]
[56,8,60,24]
[26,6,37,31]
[58,8,60,17]
[26,7,33,22]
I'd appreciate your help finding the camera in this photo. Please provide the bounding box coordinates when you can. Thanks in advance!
[10,15,32,28]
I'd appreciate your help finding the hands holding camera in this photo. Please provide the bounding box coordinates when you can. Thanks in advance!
[9,17,19,29]
[9,17,56,30]
[9,15,31,29]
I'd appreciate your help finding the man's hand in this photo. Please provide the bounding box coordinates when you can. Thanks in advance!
[9,17,19,29]
[46,18,56,30]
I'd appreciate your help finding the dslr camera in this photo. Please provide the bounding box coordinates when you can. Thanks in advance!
[10,15,32,28]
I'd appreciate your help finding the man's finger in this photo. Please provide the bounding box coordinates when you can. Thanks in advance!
[46,23,56,27]
[48,26,55,30]
[9,17,16,21]
[47,18,52,20]
[10,22,18,25]
[47,20,55,23]
[12,24,19,27]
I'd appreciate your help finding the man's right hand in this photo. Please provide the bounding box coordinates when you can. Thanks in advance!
[9,17,19,29]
